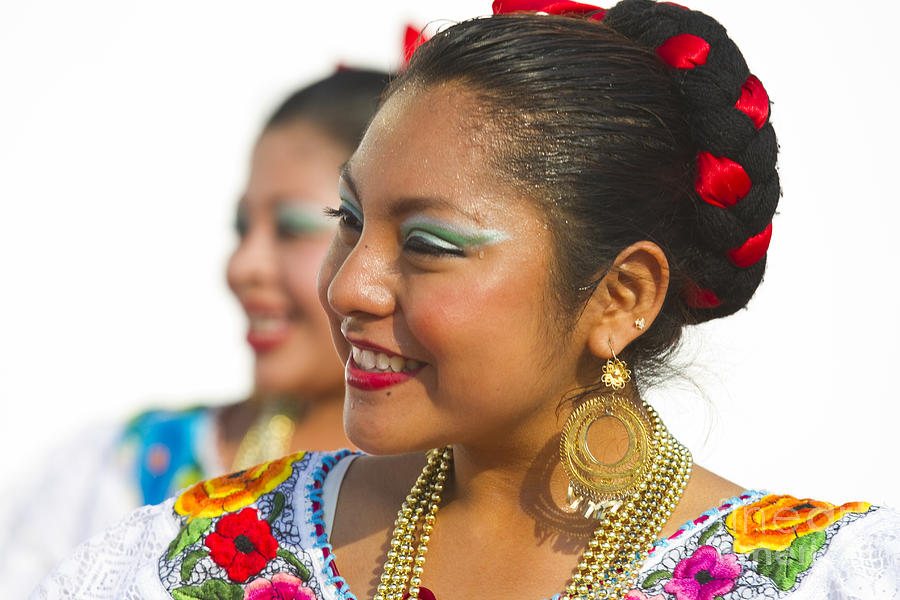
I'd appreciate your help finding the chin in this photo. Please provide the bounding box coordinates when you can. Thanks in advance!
[344,413,443,456]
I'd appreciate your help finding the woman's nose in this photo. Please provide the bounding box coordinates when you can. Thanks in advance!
[324,237,396,319]
[226,225,279,292]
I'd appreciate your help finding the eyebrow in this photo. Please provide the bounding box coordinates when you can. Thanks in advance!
[339,164,482,222]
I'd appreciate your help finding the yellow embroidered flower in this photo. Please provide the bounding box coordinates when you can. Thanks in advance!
[174,451,306,520]
[726,494,870,553]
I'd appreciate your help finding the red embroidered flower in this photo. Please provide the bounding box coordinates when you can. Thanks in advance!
[244,573,316,600]
[205,507,278,583]
[663,545,741,600]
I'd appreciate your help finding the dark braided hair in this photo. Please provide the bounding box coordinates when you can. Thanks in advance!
[389,0,778,382]
[265,68,391,152]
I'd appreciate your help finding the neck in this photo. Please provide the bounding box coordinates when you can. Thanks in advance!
[443,439,598,551]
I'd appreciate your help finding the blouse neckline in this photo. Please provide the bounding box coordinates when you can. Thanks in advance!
[304,451,764,600]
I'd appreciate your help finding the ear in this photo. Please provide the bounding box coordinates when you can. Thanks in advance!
[582,241,670,359]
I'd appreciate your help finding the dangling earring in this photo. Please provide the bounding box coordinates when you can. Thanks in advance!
[600,347,631,390]
[560,351,651,520]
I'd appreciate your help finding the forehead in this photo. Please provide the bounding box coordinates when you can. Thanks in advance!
[246,121,347,195]
[346,84,504,213]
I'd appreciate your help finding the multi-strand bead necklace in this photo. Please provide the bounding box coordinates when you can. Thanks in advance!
[375,417,691,600]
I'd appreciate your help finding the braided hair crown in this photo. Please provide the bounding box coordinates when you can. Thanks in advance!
[395,0,779,372]
[603,0,779,319]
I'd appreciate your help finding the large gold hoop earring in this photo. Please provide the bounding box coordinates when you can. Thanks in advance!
[559,392,653,519]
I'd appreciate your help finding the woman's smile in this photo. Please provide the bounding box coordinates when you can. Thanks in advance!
[345,339,425,391]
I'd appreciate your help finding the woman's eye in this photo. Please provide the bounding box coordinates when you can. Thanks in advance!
[234,209,249,238]
[403,230,466,257]
[324,205,363,233]
[275,206,330,239]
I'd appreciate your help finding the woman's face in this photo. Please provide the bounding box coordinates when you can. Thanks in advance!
[318,85,592,455]
[227,120,347,399]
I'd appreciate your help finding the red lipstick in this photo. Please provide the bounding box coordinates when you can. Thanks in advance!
[246,329,290,353]
[345,356,423,391]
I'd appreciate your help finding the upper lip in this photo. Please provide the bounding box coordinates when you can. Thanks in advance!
[240,298,291,317]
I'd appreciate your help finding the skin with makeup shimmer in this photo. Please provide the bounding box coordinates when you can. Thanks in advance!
[318,84,741,600]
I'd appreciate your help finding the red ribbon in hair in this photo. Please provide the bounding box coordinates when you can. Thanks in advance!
[402,24,429,68]
[493,0,606,19]
[683,281,722,309]
[735,74,769,130]
[695,152,752,209]
[656,33,710,69]
[727,222,772,268]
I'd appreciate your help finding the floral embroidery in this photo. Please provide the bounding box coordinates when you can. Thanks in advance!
[175,451,307,520]
[119,407,209,505]
[160,452,319,600]
[725,494,870,552]
[634,492,876,598]
[205,508,279,583]
[244,573,317,600]
[662,546,740,600]
[160,458,878,600]
[624,591,665,600]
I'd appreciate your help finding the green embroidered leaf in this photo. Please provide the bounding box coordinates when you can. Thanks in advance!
[697,521,722,546]
[751,531,826,591]
[180,549,209,582]
[641,569,673,588]
[277,548,311,581]
[166,517,213,560]
[171,579,243,600]
[267,491,286,525]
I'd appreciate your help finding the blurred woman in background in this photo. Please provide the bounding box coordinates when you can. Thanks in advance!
[4,67,389,595]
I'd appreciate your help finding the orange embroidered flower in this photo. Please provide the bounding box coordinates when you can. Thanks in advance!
[726,494,870,553]
[174,451,306,520]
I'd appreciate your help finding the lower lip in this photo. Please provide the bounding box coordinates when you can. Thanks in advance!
[345,357,423,391]
[246,329,290,353]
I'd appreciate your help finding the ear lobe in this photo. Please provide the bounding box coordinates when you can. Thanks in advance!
[582,241,670,359]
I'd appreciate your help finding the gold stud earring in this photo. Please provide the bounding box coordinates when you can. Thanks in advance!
[635,317,645,330]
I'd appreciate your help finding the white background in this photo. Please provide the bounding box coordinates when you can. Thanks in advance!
[1,0,898,520]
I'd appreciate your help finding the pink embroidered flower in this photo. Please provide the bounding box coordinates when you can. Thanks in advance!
[663,545,741,600]
[244,573,316,600]
[624,591,666,600]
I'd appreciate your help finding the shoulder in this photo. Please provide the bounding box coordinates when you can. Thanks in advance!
[160,450,356,600]
[34,450,355,600]
[630,492,897,599]
[31,499,181,599]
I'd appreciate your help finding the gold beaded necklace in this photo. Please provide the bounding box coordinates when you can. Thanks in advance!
[375,411,691,600]
[231,399,301,471]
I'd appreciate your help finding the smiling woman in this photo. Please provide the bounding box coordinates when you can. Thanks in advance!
[5,68,389,596]
[32,1,900,599]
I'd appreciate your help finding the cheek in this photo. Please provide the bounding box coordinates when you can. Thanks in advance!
[408,268,543,361]
[282,239,331,313]
[224,247,242,294]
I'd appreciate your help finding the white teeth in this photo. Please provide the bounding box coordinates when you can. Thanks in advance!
[249,316,287,332]
[360,349,376,370]
[351,346,422,373]
[389,355,405,373]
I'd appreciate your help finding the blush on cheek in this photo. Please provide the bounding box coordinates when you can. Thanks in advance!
[409,276,519,354]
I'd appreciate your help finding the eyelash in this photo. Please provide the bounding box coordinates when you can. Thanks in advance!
[324,206,362,232]
[325,207,466,258]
